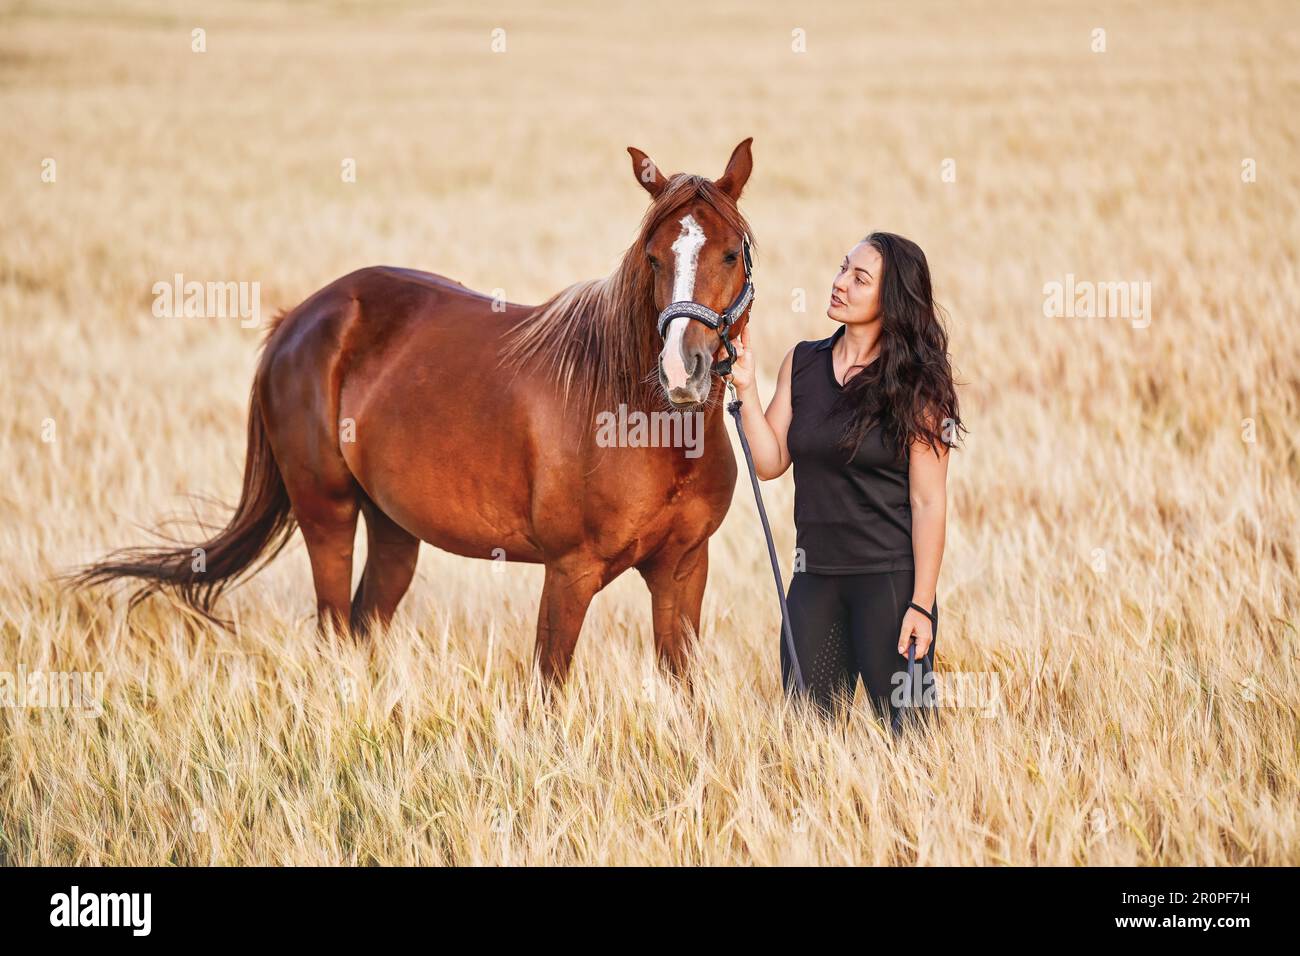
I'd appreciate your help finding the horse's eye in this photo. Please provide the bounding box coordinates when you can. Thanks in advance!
[648,256,660,270]
[724,251,739,264]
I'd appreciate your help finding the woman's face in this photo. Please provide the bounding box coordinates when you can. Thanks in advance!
[827,241,884,324]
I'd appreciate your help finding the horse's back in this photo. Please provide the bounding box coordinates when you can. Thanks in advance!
[261,264,536,393]
[352,265,528,307]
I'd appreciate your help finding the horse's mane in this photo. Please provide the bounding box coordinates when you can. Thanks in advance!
[497,174,755,413]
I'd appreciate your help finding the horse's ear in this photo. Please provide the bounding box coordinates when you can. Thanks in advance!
[715,137,754,200]
[627,146,667,198]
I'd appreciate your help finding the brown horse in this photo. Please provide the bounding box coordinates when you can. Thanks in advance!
[77,139,759,687]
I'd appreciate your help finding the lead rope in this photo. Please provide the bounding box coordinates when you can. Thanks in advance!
[892,641,918,735]
[724,380,805,694]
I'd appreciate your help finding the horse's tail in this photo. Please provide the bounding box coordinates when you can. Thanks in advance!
[70,386,296,625]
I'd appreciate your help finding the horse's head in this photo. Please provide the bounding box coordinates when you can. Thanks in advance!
[628,138,755,408]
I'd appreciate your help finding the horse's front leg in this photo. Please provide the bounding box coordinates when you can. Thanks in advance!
[637,540,709,688]
[533,558,605,690]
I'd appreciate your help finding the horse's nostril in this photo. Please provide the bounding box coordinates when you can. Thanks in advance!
[689,352,704,378]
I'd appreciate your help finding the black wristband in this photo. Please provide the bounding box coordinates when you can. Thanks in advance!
[907,601,936,624]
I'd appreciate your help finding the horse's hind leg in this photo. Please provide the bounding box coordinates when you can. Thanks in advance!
[350,498,420,637]
[260,371,361,636]
[293,492,360,636]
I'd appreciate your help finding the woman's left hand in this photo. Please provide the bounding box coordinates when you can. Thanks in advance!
[897,607,933,660]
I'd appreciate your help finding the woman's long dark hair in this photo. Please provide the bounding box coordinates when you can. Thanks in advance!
[832,232,965,460]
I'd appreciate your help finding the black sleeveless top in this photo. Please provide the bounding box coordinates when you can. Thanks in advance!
[787,324,914,573]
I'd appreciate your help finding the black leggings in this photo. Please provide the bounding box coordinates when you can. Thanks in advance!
[780,569,938,725]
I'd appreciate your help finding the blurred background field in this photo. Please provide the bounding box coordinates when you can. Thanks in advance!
[1,0,1297,864]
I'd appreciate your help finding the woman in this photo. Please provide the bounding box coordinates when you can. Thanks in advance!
[730,232,964,727]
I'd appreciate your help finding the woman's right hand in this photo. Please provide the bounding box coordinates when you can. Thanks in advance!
[729,323,756,395]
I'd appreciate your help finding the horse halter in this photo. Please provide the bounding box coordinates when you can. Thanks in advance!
[655,232,754,377]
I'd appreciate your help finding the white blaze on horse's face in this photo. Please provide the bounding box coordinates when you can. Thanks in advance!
[661,214,706,392]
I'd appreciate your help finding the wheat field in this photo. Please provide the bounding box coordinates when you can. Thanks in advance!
[1,0,1297,866]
